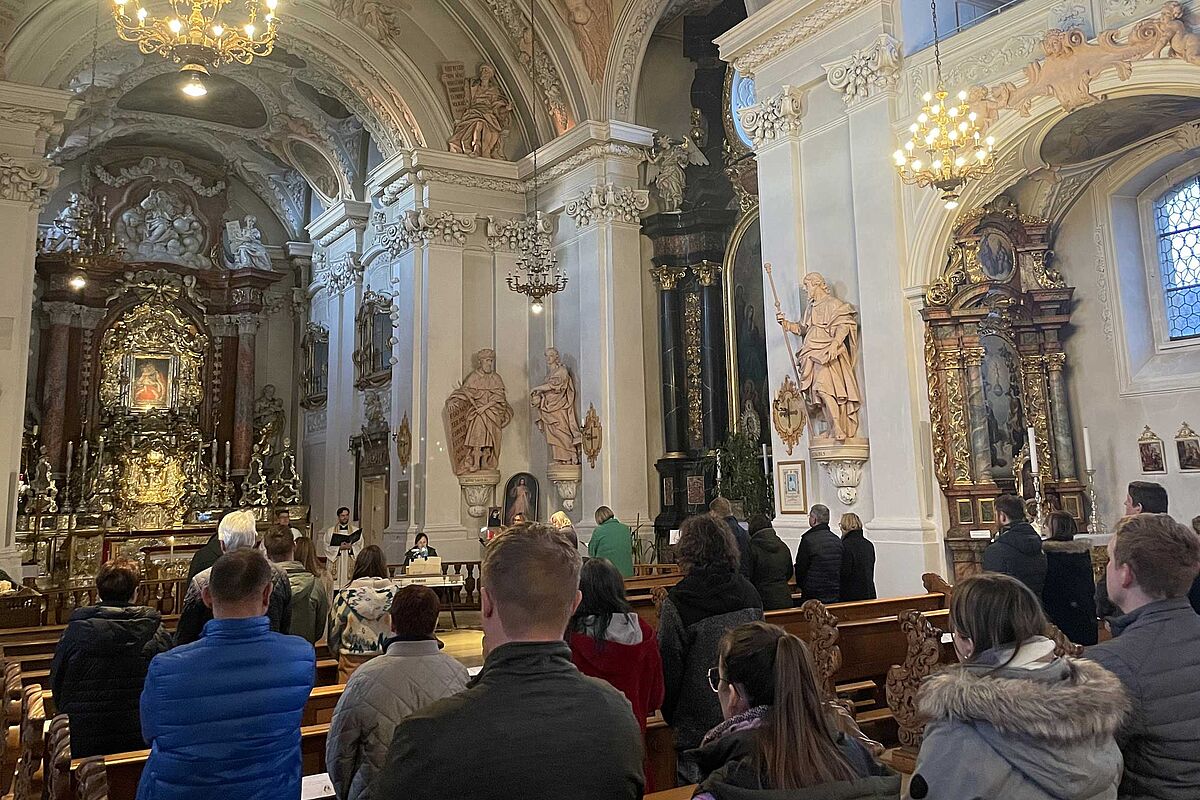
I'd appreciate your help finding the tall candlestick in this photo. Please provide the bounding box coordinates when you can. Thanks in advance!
[64,440,74,510]
[1026,427,1039,473]
[210,440,218,503]
[716,450,723,487]
[224,441,231,504]
[97,435,105,474]
[1082,426,1093,472]
[80,441,90,507]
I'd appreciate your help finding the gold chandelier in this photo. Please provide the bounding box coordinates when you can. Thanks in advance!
[894,0,994,210]
[112,0,280,95]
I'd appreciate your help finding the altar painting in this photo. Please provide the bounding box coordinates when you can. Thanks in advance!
[129,355,174,411]
[724,210,769,443]
[980,334,1025,479]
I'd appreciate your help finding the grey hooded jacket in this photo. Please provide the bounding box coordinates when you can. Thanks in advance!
[1087,597,1200,800]
[327,638,468,800]
[910,637,1129,800]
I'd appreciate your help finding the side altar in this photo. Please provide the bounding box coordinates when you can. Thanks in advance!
[17,155,310,585]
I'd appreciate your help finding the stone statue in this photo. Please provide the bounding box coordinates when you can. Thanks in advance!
[115,186,208,268]
[445,349,513,475]
[776,272,862,441]
[530,347,583,465]
[43,192,95,253]
[223,215,272,270]
[253,384,286,457]
[447,65,513,160]
[645,132,709,213]
[552,0,613,83]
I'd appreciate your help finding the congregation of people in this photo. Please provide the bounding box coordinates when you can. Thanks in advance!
[43,478,1200,799]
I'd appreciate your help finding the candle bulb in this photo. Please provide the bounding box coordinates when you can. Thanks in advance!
[1083,426,1093,472]
[1026,427,1039,473]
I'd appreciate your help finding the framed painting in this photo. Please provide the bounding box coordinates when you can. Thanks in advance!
[723,209,769,444]
[502,472,539,526]
[1138,426,1167,474]
[686,475,706,506]
[128,354,174,411]
[977,229,1016,282]
[776,460,808,515]
[1176,422,1200,472]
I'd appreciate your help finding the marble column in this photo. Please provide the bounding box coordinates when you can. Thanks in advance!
[963,347,992,484]
[1045,352,1077,481]
[652,266,688,456]
[0,80,74,576]
[231,314,259,475]
[696,261,728,451]
[39,302,75,469]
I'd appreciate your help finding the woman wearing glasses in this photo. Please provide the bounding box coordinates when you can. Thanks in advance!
[692,621,898,799]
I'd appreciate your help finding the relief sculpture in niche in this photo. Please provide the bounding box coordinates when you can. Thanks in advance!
[115,187,208,268]
[221,215,272,270]
[552,0,613,84]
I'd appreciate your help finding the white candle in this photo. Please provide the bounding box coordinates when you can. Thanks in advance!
[716,451,722,485]
[80,441,89,499]
[1083,426,1093,472]
[97,435,105,472]
[64,441,73,503]
[1026,427,1039,473]
[761,443,770,476]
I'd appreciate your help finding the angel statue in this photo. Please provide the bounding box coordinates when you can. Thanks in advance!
[222,215,272,270]
[645,132,709,213]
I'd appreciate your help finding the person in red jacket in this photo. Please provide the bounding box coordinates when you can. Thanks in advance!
[567,558,665,790]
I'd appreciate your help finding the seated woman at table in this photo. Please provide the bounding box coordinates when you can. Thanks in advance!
[402,532,439,569]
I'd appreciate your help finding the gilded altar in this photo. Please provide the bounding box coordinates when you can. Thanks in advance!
[922,196,1085,579]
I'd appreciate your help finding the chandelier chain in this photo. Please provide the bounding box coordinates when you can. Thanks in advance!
[931,0,944,88]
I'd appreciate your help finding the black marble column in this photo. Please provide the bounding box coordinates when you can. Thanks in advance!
[655,268,689,456]
[697,261,728,451]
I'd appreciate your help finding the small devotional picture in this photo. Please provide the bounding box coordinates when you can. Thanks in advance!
[130,355,172,411]
[777,461,808,515]
[1137,426,1167,475]
[502,472,539,526]
[1176,423,1200,472]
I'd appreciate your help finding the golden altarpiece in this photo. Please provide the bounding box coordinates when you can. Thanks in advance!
[19,159,307,586]
[922,197,1089,580]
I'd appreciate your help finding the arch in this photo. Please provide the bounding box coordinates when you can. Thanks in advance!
[603,0,671,122]
[905,61,1200,292]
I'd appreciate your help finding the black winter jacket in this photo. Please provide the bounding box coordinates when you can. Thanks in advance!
[981,521,1046,597]
[373,641,644,800]
[50,603,173,757]
[723,516,753,578]
[746,527,794,610]
[795,524,843,604]
[839,529,877,602]
[176,562,292,645]
[1041,538,1098,645]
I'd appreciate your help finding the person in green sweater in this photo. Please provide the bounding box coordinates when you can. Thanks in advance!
[588,506,635,578]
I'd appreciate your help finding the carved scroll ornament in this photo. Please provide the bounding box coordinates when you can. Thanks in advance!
[885,610,944,749]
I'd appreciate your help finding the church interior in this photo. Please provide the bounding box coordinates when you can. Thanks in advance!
[1,0,1200,794]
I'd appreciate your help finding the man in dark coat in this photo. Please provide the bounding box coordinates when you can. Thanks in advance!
[794,504,843,603]
[50,558,173,757]
[374,524,644,800]
[710,497,752,577]
[838,513,877,601]
[745,514,794,610]
[186,533,221,581]
[1088,513,1200,800]
[982,494,1046,598]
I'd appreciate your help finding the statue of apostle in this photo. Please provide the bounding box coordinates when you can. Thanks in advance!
[446,349,513,474]
[530,348,583,465]
[775,272,862,441]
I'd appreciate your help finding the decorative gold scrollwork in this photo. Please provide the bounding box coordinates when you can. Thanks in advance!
[99,300,207,414]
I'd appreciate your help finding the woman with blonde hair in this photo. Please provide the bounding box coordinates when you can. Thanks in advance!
[838,512,876,601]
[549,510,579,550]
[910,573,1127,799]
[692,621,897,798]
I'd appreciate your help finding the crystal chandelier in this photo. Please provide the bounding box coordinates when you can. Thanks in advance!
[894,0,994,210]
[111,0,280,96]
[504,0,567,314]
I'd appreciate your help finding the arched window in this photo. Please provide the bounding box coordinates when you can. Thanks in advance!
[1153,174,1200,340]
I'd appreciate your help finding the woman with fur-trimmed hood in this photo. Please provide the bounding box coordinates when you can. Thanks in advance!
[910,573,1128,800]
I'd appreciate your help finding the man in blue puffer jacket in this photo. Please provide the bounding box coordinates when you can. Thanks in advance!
[137,549,316,800]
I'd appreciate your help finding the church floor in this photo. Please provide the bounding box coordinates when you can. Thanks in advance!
[437,610,484,667]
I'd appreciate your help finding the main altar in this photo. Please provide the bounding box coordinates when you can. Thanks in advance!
[18,155,310,585]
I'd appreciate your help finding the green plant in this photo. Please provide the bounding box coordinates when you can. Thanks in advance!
[717,431,774,517]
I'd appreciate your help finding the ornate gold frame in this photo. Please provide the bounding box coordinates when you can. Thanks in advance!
[99,300,207,415]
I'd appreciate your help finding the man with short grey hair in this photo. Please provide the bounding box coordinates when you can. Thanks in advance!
[794,503,842,603]
[175,510,292,645]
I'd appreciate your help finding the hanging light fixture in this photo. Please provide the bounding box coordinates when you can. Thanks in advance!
[111,0,280,95]
[894,0,995,210]
[42,0,123,286]
[504,0,567,312]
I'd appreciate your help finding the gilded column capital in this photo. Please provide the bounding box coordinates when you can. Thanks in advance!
[693,260,722,287]
[962,347,985,368]
[823,34,903,106]
[650,265,688,291]
[1045,351,1067,371]
[937,350,963,370]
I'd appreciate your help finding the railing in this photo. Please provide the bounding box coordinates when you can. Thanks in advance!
[442,561,480,609]
[0,577,191,628]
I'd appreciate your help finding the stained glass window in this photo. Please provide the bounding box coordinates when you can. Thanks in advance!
[1154,175,1200,340]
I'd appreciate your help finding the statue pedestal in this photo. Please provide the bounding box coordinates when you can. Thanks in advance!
[547,464,582,512]
[458,470,500,519]
[810,437,870,506]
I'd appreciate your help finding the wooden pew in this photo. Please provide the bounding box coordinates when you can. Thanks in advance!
[8,684,46,800]
[644,714,675,794]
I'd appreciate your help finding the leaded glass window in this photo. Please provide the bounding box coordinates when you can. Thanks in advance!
[1154,175,1200,340]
